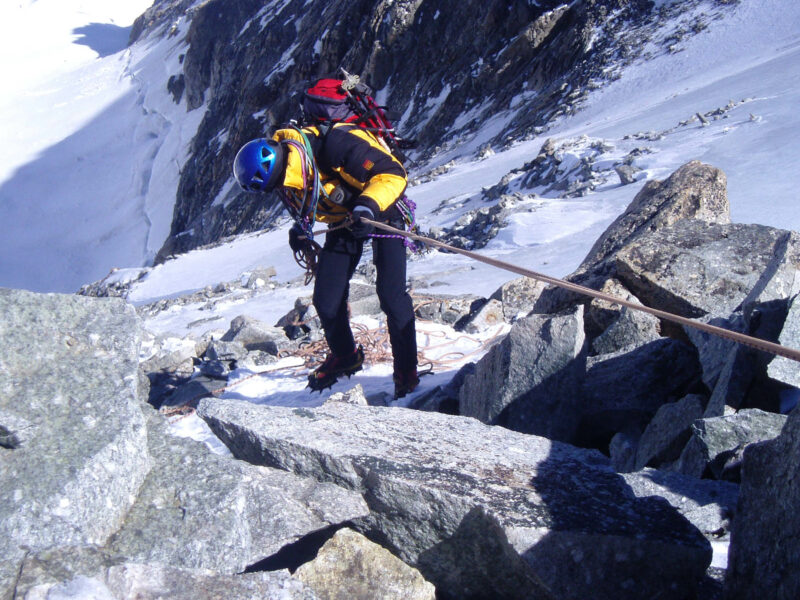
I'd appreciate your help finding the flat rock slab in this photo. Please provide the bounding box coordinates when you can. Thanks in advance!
[622,468,738,539]
[107,411,369,574]
[9,545,316,600]
[0,290,150,561]
[198,398,711,600]
[615,221,789,318]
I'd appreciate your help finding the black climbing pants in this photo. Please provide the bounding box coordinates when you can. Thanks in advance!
[313,225,417,373]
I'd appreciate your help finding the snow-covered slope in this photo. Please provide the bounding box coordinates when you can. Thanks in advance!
[2,0,799,297]
[0,0,203,293]
[117,0,800,304]
[570,0,800,228]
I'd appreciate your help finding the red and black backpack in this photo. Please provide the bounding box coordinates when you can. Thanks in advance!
[300,70,415,163]
[302,78,358,123]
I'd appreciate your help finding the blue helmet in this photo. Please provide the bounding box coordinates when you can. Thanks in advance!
[233,139,286,192]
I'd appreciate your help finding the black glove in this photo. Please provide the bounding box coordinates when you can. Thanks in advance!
[350,206,375,239]
[288,223,307,252]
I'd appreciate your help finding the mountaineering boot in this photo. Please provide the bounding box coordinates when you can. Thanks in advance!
[307,345,364,392]
[393,369,420,399]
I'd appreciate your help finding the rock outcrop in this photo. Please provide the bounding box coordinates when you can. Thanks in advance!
[580,160,730,276]
[0,288,367,598]
[534,160,731,313]
[614,220,789,318]
[197,398,711,600]
[6,157,800,598]
[622,467,738,545]
[106,410,368,574]
[295,528,436,600]
[455,161,799,458]
[459,305,586,442]
[633,394,705,471]
[726,405,800,600]
[673,409,788,481]
[10,547,315,600]
[0,289,150,557]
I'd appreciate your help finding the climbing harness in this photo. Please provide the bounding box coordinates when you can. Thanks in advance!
[369,195,423,251]
[361,218,800,364]
[276,120,424,281]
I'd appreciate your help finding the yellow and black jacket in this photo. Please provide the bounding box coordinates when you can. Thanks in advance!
[273,123,407,225]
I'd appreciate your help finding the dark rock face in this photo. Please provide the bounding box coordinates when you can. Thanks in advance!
[726,406,800,600]
[673,409,787,481]
[633,394,705,471]
[129,0,198,45]
[459,306,586,443]
[578,338,702,448]
[137,0,707,260]
[590,304,661,355]
[622,468,738,542]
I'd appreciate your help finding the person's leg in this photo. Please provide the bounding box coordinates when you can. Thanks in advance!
[313,230,362,357]
[373,235,417,374]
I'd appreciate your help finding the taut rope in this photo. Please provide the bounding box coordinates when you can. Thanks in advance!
[361,218,800,364]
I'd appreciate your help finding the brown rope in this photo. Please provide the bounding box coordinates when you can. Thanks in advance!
[293,222,351,284]
[294,245,319,285]
[363,218,800,364]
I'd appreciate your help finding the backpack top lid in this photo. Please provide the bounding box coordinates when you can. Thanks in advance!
[305,79,348,104]
[303,79,357,123]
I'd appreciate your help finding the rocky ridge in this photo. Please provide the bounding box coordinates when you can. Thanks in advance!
[5,159,800,598]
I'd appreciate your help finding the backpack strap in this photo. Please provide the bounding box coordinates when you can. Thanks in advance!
[315,121,333,139]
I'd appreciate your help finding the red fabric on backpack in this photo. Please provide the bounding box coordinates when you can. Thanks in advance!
[305,79,347,104]
[303,79,356,122]
[301,76,413,161]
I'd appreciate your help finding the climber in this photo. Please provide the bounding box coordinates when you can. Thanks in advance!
[232,90,419,399]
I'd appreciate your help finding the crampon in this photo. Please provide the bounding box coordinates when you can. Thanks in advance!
[307,345,365,392]
[393,364,434,399]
